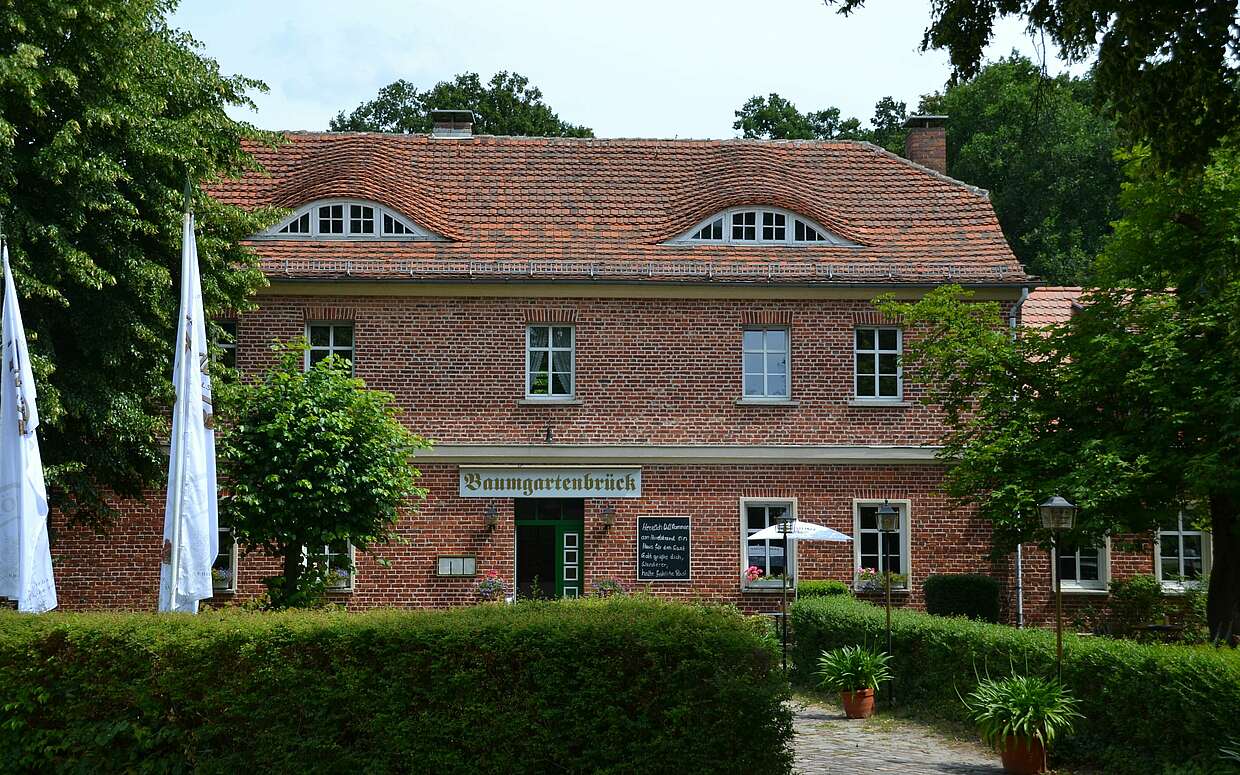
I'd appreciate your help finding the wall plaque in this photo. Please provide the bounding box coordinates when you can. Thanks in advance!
[459,466,641,499]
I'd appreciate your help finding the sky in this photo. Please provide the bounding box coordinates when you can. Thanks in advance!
[170,0,1083,139]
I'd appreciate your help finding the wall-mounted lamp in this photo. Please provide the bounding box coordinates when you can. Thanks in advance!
[600,503,617,529]
[484,503,499,530]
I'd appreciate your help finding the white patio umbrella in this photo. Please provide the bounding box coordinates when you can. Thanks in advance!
[748,520,851,672]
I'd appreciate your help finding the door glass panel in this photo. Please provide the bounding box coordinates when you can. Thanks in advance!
[516,524,555,600]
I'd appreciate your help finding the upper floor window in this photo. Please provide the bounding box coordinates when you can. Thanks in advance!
[526,325,574,399]
[854,328,901,400]
[743,327,789,399]
[264,199,438,240]
[215,320,237,370]
[306,322,354,374]
[673,207,858,246]
[1157,512,1210,589]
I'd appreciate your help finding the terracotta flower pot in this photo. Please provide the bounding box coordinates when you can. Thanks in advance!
[999,736,1046,774]
[839,688,876,719]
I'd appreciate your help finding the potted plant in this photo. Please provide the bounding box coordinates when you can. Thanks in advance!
[855,567,908,593]
[815,645,893,719]
[962,675,1082,774]
[475,570,505,602]
[592,578,624,598]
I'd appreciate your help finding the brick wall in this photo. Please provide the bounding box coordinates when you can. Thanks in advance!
[49,463,1018,614]
[236,294,991,447]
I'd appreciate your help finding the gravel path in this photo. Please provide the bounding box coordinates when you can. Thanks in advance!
[793,698,1007,775]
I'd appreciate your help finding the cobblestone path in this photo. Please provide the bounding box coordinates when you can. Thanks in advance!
[793,698,1006,775]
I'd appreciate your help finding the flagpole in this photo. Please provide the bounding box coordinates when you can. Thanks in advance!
[166,186,193,611]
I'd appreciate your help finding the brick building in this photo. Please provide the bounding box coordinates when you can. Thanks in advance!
[49,115,1201,623]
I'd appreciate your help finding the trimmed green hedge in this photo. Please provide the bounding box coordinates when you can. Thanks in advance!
[0,598,792,774]
[923,573,1001,623]
[798,579,851,598]
[791,596,1240,773]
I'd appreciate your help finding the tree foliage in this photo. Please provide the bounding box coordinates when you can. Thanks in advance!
[878,139,1240,641]
[217,344,429,608]
[826,0,1240,170]
[0,0,277,523]
[921,55,1123,284]
[733,93,909,152]
[330,71,593,137]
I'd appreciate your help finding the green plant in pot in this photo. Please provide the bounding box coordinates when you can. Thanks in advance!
[962,675,1082,775]
[815,645,892,719]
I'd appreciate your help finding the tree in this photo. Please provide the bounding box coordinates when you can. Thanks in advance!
[733,93,906,152]
[331,71,593,137]
[922,55,1123,284]
[0,0,276,523]
[878,139,1240,641]
[217,345,429,608]
[825,0,1240,170]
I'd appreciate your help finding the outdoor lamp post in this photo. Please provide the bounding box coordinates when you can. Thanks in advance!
[877,500,899,707]
[1039,495,1078,682]
[777,510,795,673]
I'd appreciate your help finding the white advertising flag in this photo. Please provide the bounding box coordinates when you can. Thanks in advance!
[0,242,56,612]
[158,208,218,613]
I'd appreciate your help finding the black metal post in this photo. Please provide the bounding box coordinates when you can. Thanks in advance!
[1054,537,1063,682]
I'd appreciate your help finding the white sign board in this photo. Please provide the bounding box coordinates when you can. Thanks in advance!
[459,467,642,498]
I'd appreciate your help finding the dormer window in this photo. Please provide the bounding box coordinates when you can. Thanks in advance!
[675,207,857,246]
[264,199,440,240]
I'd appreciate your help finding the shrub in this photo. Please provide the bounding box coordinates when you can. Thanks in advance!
[1107,574,1165,634]
[815,645,892,692]
[799,579,851,598]
[791,595,1240,773]
[0,598,792,774]
[962,675,1081,749]
[923,573,1001,623]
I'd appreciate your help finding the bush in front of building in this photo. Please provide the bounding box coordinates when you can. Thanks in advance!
[922,573,1001,623]
[798,579,852,598]
[790,595,1240,773]
[0,598,792,774]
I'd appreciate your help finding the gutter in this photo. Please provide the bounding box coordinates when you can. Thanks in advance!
[1009,285,1032,627]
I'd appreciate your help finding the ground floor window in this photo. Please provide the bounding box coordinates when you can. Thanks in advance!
[1156,512,1210,589]
[212,527,237,594]
[742,500,794,588]
[853,500,910,590]
[306,540,354,591]
[1054,539,1108,591]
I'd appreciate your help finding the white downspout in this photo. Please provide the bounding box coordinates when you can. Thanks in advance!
[1009,286,1031,627]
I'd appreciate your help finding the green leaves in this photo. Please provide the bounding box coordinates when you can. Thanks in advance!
[329,71,593,137]
[732,93,908,152]
[815,644,893,692]
[962,674,1082,750]
[216,342,430,608]
[0,0,279,523]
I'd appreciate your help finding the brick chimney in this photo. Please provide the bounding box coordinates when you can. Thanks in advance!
[902,115,947,174]
[430,109,474,138]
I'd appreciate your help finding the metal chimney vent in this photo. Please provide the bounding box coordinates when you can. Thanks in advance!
[431,109,474,138]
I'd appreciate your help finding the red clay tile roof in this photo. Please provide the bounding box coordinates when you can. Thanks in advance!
[208,132,1028,285]
[1023,286,1082,326]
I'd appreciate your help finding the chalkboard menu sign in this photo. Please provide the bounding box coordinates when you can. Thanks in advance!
[637,516,691,581]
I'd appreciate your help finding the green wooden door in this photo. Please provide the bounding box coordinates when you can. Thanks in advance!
[515,499,584,600]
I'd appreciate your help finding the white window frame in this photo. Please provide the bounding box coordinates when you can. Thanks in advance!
[303,540,356,592]
[215,319,237,370]
[260,198,440,241]
[853,327,903,401]
[1051,537,1110,593]
[671,206,859,246]
[740,498,797,590]
[212,526,238,595]
[305,321,354,375]
[852,499,911,591]
[525,324,575,400]
[742,326,791,400]
[1154,512,1211,592]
